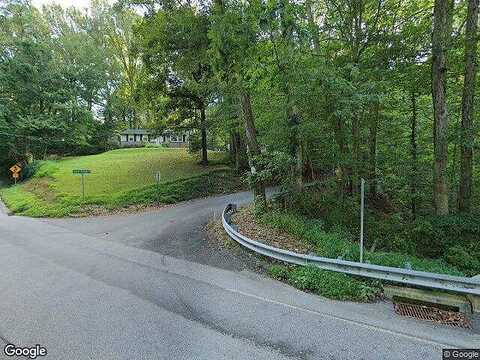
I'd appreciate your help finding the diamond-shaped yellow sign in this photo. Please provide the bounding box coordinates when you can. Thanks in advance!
[9,164,21,174]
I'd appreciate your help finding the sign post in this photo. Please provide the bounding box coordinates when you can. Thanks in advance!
[155,171,161,204]
[360,178,365,263]
[72,169,91,201]
[9,164,22,185]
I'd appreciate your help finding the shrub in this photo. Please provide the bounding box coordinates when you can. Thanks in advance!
[22,160,43,180]
[285,265,379,302]
[268,264,290,280]
[445,246,480,276]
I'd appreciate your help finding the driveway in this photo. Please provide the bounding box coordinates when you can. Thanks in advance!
[43,189,272,271]
[0,192,477,359]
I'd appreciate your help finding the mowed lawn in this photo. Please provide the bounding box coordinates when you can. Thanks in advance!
[0,148,238,217]
[46,148,228,197]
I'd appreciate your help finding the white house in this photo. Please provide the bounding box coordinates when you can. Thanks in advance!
[119,129,190,148]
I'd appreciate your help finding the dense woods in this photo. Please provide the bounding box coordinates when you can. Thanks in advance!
[1,0,479,264]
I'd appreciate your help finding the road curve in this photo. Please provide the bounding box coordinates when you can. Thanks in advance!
[0,191,477,359]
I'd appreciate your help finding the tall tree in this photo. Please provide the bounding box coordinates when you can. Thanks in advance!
[210,0,266,206]
[458,0,479,212]
[431,0,454,215]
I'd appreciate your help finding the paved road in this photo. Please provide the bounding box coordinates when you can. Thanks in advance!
[0,192,478,360]
[44,190,273,271]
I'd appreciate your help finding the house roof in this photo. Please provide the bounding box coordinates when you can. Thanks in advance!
[120,128,151,135]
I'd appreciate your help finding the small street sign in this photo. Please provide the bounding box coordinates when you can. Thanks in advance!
[72,169,91,175]
[72,169,91,200]
[9,164,21,174]
[9,164,22,184]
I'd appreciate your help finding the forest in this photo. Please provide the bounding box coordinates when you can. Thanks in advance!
[1,0,479,270]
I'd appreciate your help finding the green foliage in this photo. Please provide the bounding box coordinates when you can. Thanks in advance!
[22,160,43,180]
[247,151,295,187]
[0,148,240,217]
[114,170,242,207]
[445,246,480,276]
[258,207,464,276]
[410,213,480,257]
[268,265,380,302]
[0,1,138,167]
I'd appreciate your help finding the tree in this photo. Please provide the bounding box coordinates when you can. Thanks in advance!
[431,0,454,215]
[458,0,479,212]
[137,5,212,165]
[209,0,266,206]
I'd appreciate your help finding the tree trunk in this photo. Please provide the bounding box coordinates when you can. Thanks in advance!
[333,113,348,199]
[431,0,454,215]
[234,130,248,171]
[368,103,378,196]
[199,103,208,166]
[351,112,360,194]
[240,90,266,207]
[287,105,303,192]
[295,140,304,192]
[229,131,236,164]
[410,92,418,220]
[458,0,479,212]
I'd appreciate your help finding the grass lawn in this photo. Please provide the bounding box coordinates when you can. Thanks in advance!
[0,148,241,217]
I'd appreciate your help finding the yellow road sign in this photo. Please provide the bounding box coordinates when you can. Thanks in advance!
[9,164,21,174]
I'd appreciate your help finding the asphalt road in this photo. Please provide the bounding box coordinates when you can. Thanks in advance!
[0,192,478,360]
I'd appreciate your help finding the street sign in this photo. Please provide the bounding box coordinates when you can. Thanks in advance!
[9,164,22,184]
[72,169,91,175]
[72,169,91,200]
[9,164,21,174]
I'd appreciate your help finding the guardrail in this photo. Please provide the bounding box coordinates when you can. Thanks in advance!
[222,204,480,296]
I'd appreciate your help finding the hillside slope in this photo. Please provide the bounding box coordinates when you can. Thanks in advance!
[0,148,241,217]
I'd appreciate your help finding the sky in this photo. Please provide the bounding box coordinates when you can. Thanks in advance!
[31,0,96,10]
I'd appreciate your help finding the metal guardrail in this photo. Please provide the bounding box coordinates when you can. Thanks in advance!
[222,204,480,296]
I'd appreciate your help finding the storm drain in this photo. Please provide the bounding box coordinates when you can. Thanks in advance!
[394,302,471,329]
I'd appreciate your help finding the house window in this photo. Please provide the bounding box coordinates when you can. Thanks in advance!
[170,135,178,142]
[182,134,186,142]
[129,136,134,142]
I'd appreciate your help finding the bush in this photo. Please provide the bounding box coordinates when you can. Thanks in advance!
[445,246,480,276]
[22,160,43,180]
[258,207,463,275]
[409,214,480,258]
[269,265,379,302]
[268,264,290,280]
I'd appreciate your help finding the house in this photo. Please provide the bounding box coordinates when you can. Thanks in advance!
[119,129,190,148]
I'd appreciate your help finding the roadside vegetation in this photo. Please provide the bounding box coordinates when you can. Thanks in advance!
[226,182,479,301]
[1,0,479,301]
[0,148,241,217]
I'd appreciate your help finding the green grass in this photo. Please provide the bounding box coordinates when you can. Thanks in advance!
[0,148,240,217]
[258,209,465,276]
[37,148,229,196]
[257,209,467,301]
[269,264,380,302]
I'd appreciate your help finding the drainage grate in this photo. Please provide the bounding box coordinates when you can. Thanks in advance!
[394,302,471,329]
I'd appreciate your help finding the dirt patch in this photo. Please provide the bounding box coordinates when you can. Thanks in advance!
[205,217,272,273]
[23,178,57,203]
[231,206,314,254]
[70,203,176,217]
